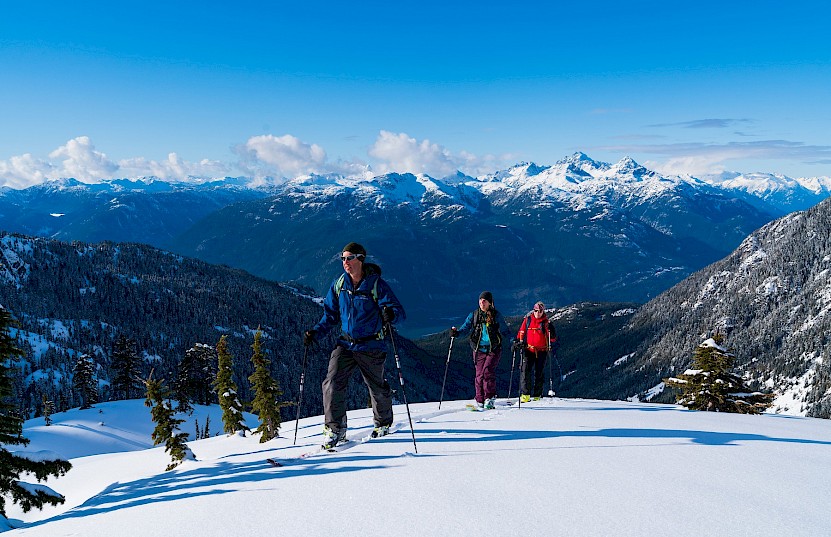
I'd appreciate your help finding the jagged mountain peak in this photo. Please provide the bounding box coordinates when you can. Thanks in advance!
[607,155,652,179]
[439,170,475,185]
[556,151,605,168]
[483,161,550,183]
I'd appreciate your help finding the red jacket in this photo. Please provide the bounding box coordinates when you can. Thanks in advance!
[516,313,553,351]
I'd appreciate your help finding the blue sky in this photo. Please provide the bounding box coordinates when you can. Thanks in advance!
[1,0,830,187]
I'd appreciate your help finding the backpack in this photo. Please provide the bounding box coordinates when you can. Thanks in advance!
[333,273,379,304]
[333,271,384,343]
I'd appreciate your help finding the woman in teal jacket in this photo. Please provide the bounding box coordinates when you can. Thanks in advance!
[451,291,510,410]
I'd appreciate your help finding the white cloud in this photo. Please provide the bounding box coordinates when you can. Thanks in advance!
[48,136,120,182]
[368,131,503,178]
[369,131,458,177]
[0,137,237,188]
[0,132,510,189]
[600,139,831,177]
[0,136,120,187]
[236,134,327,178]
[646,157,726,176]
[118,153,231,181]
[0,153,56,188]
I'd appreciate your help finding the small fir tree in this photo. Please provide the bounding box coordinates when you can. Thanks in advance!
[41,395,55,426]
[110,335,143,400]
[72,354,98,409]
[143,372,192,471]
[247,330,287,442]
[0,306,71,521]
[213,335,248,435]
[664,333,774,414]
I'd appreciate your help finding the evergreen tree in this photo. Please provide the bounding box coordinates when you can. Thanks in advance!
[0,306,71,521]
[175,343,217,413]
[213,335,248,435]
[143,372,192,471]
[664,333,774,414]
[110,335,142,400]
[72,354,98,410]
[247,331,286,442]
[41,395,55,426]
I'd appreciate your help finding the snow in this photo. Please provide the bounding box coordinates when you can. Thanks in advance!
[770,354,820,415]
[4,398,831,536]
[699,338,727,352]
[9,450,65,463]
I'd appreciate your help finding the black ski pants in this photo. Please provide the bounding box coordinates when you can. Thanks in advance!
[322,345,393,432]
[520,348,548,398]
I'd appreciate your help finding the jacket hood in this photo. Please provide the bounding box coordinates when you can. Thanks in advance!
[364,263,382,277]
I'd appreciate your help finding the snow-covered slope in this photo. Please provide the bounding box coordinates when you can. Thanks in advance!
[6,398,831,536]
[612,196,831,417]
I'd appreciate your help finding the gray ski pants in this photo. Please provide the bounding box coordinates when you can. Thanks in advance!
[322,345,393,432]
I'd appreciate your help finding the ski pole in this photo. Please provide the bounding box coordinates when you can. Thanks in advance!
[517,349,524,409]
[293,345,309,445]
[547,330,555,397]
[438,336,455,410]
[554,353,563,392]
[507,344,517,399]
[386,322,418,454]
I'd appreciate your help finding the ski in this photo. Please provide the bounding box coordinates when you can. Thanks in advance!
[466,400,514,411]
[267,424,399,467]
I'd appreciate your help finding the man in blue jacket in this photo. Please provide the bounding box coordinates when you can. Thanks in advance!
[304,242,406,449]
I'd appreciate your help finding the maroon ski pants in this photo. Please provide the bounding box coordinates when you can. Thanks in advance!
[473,348,502,403]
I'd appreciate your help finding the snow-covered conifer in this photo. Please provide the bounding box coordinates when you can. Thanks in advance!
[0,306,71,522]
[664,333,774,414]
[110,335,143,400]
[247,330,286,442]
[175,343,218,413]
[143,372,192,471]
[41,395,55,426]
[72,354,98,410]
[213,335,248,435]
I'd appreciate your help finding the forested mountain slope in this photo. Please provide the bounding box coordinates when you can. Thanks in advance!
[612,197,831,417]
[0,233,442,419]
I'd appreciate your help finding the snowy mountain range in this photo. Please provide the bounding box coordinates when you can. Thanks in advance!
[167,153,788,331]
[6,398,831,536]
[0,177,276,246]
[1,152,829,332]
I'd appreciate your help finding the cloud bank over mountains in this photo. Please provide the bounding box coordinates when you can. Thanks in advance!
[2,128,830,189]
[0,132,507,188]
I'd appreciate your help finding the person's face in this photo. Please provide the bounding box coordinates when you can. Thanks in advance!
[533,306,544,318]
[341,251,363,276]
[479,298,491,311]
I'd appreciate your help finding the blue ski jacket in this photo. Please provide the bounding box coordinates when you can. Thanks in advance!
[312,264,406,352]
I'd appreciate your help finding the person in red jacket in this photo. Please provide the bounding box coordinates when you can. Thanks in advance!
[514,301,557,402]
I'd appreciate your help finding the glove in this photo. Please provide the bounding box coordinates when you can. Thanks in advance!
[381,306,395,324]
[511,340,522,352]
[449,327,459,338]
[303,330,316,346]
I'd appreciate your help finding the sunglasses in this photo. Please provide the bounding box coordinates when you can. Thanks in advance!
[533,308,544,313]
[341,254,363,261]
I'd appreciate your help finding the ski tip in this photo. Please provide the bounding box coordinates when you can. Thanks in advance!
[266,458,283,467]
